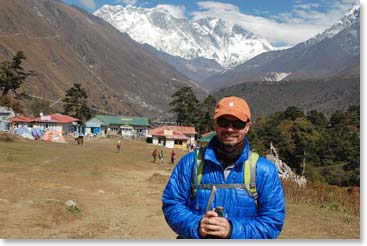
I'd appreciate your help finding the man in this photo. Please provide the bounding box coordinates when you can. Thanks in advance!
[170,149,177,164]
[162,96,285,239]
[116,140,121,153]
[159,150,164,165]
[152,149,158,163]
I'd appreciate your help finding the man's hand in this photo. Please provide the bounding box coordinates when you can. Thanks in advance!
[199,209,231,239]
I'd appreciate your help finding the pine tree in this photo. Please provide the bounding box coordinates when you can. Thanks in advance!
[198,95,216,134]
[0,51,32,96]
[63,83,91,123]
[169,86,200,126]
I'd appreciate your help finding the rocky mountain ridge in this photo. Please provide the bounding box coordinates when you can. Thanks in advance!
[94,4,274,69]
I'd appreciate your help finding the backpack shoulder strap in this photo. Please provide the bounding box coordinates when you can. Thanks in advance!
[191,147,205,197]
[244,151,260,207]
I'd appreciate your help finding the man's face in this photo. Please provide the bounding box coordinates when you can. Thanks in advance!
[214,115,251,148]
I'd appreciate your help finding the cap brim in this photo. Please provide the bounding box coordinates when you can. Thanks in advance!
[214,111,249,122]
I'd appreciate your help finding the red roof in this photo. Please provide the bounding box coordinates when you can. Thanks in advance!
[50,114,79,123]
[150,125,196,135]
[7,115,33,123]
[171,131,189,140]
[151,129,188,140]
[32,115,58,123]
[8,114,79,124]
[32,114,79,123]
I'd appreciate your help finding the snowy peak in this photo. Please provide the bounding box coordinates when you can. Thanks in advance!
[194,17,230,37]
[94,5,274,68]
[308,1,359,46]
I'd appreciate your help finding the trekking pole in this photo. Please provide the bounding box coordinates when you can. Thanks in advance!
[206,185,217,212]
[215,206,224,217]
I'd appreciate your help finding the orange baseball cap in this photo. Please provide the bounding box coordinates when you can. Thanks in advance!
[214,96,251,122]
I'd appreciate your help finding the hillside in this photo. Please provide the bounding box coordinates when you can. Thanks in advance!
[213,76,360,120]
[0,0,205,119]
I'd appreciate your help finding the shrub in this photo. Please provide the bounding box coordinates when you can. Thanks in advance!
[282,179,359,215]
[0,132,15,142]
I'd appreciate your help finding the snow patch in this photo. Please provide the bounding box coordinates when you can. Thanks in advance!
[263,72,291,82]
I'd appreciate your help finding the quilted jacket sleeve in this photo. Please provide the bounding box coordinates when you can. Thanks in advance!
[161,152,203,239]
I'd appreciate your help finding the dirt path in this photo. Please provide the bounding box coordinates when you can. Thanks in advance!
[0,136,360,239]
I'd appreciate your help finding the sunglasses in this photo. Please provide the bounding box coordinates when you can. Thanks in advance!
[216,117,247,130]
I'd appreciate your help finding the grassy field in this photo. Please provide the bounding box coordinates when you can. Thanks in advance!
[0,134,360,239]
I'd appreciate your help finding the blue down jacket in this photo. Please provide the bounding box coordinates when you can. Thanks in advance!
[162,138,285,239]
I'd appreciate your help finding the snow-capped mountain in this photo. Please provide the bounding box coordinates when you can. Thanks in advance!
[202,1,360,91]
[94,5,274,68]
[303,1,359,54]
[0,0,205,119]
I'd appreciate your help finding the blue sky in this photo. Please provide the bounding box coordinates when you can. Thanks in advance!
[62,0,359,47]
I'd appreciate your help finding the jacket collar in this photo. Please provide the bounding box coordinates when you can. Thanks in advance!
[204,137,250,167]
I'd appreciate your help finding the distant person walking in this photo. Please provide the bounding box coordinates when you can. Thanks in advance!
[152,149,158,163]
[189,142,195,152]
[170,150,177,164]
[159,150,164,164]
[116,140,121,153]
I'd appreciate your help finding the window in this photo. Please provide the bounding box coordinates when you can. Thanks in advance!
[174,140,183,145]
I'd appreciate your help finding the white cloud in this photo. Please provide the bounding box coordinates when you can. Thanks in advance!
[154,4,186,19]
[191,0,357,47]
[196,1,239,12]
[78,0,96,9]
[275,0,356,25]
[116,0,138,5]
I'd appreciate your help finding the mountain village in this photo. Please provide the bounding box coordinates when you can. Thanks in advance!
[1,104,305,188]
[1,107,198,149]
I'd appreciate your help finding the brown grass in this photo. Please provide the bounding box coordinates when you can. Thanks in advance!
[0,136,360,239]
[282,179,360,216]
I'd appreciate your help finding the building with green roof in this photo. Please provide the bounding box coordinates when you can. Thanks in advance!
[85,115,150,137]
[199,131,216,146]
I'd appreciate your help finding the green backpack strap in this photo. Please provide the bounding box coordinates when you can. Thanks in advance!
[192,147,205,196]
[244,151,259,207]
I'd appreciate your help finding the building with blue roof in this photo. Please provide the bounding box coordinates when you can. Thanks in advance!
[0,106,15,131]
